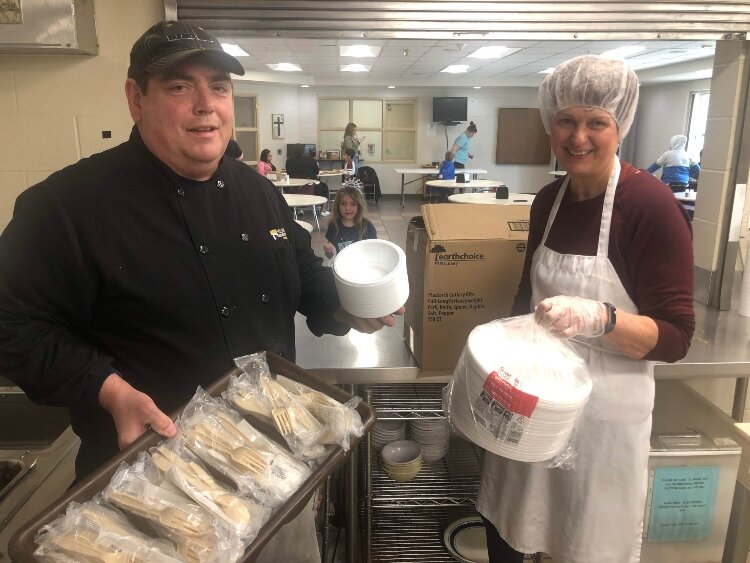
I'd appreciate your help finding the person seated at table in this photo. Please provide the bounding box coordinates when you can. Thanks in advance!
[323,185,377,259]
[343,148,357,177]
[647,134,699,193]
[431,150,457,203]
[257,148,276,176]
[286,143,330,215]
[438,150,456,180]
[224,138,243,160]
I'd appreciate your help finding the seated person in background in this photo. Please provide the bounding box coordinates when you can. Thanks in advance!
[225,138,243,160]
[432,150,456,203]
[257,148,276,176]
[286,143,330,215]
[438,150,456,180]
[647,135,699,193]
[323,186,377,259]
[343,148,357,176]
[688,149,702,190]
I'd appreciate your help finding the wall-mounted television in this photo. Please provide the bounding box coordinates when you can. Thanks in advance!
[432,97,467,124]
[287,143,317,158]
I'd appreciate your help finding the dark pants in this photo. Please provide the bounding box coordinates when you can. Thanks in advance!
[314,181,329,201]
[481,515,525,563]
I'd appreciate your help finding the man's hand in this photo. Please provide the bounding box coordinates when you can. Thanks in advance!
[334,306,406,334]
[534,295,607,339]
[99,374,177,450]
[323,242,335,259]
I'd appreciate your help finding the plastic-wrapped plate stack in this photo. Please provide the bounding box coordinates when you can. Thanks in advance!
[447,319,592,462]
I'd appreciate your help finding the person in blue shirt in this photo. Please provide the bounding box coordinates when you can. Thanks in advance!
[647,135,700,192]
[432,150,456,203]
[450,121,478,168]
[323,185,377,259]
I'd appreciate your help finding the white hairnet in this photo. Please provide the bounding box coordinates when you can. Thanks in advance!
[538,55,640,139]
[670,135,687,150]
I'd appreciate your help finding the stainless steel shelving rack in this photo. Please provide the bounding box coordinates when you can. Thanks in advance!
[361,384,483,562]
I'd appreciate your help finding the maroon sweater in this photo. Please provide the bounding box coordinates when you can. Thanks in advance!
[511,161,695,363]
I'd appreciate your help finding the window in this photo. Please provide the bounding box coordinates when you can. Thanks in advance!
[233,94,258,163]
[686,91,709,163]
[318,98,417,163]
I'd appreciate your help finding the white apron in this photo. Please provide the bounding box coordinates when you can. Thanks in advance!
[476,157,654,563]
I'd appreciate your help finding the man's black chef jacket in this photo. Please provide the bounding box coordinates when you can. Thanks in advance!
[0,127,348,477]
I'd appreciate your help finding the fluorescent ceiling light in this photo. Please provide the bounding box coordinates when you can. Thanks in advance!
[221,43,249,57]
[468,46,511,59]
[387,85,396,89]
[301,84,310,88]
[340,45,381,57]
[267,63,302,72]
[441,65,470,74]
[340,64,371,72]
[473,86,482,89]
[539,67,555,74]
[600,45,646,59]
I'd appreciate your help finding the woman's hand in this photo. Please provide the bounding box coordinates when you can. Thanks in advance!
[334,306,406,334]
[468,153,474,159]
[534,295,607,339]
[323,242,335,259]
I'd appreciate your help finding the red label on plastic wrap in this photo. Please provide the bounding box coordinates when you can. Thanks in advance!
[482,370,538,417]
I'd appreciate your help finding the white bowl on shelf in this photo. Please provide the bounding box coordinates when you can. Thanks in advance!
[380,440,422,466]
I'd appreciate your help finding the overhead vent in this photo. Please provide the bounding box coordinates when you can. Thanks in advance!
[0,0,97,55]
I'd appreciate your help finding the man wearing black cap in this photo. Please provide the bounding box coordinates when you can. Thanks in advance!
[0,21,401,560]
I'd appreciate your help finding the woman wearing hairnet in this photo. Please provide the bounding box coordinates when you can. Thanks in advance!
[647,134,700,192]
[477,55,695,562]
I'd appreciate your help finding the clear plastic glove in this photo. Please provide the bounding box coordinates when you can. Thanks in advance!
[534,295,607,339]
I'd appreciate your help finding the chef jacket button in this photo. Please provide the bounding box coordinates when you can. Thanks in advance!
[220,306,231,318]
[199,245,209,254]
[261,294,270,304]
[217,180,225,189]
[176,188,185,197]
[241,233,249,242]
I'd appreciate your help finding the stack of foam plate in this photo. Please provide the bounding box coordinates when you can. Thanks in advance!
[371,420,406,451]
[410,419,450,463]
[447,319,592,463]
[380,440,422,482]
[333,239,409,319]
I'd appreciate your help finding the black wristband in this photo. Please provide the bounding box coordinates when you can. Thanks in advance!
[603,302,617,334]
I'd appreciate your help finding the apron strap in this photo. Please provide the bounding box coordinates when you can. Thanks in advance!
[540,176,570,246]
[597,156,620,258]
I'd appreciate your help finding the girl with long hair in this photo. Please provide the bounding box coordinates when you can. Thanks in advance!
[323,186,377,259]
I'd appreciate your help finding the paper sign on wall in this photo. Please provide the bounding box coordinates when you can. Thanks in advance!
[646,465,718,542]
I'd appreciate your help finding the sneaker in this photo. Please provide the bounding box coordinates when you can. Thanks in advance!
[321,210,331,217]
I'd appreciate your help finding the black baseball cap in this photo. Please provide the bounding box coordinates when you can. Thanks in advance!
[128,21,245,78]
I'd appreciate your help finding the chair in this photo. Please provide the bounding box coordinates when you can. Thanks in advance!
[357,166,380,206]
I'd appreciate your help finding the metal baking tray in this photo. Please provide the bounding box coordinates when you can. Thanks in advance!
[8,352,376,562]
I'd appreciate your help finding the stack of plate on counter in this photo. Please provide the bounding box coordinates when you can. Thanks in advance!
[380,440,422,482]
[410,419,450,462]
[371,420,406,451]
[448,320,592,463]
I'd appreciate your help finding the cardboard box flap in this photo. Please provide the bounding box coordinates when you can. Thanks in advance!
[420,203,530,241]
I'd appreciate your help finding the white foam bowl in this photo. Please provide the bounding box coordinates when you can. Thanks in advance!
[333,240,409,319]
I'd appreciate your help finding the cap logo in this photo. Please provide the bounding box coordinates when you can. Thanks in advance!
[165,32,214,43]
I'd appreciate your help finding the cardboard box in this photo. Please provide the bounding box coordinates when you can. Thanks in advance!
[404,204,530,375]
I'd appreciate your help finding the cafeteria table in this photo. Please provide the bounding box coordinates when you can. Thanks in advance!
[447,192,535,205]
[425,179,506,201]
[283,194,328,231]
[271,178,320,193]
[295,219,314,233]
[394,167,488,207]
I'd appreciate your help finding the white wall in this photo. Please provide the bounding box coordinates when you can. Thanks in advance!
[630,78,711,170]
[233,82,553,195]
[0,0,163,231]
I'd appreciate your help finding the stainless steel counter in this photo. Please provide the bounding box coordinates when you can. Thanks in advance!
[300,301,750,418]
